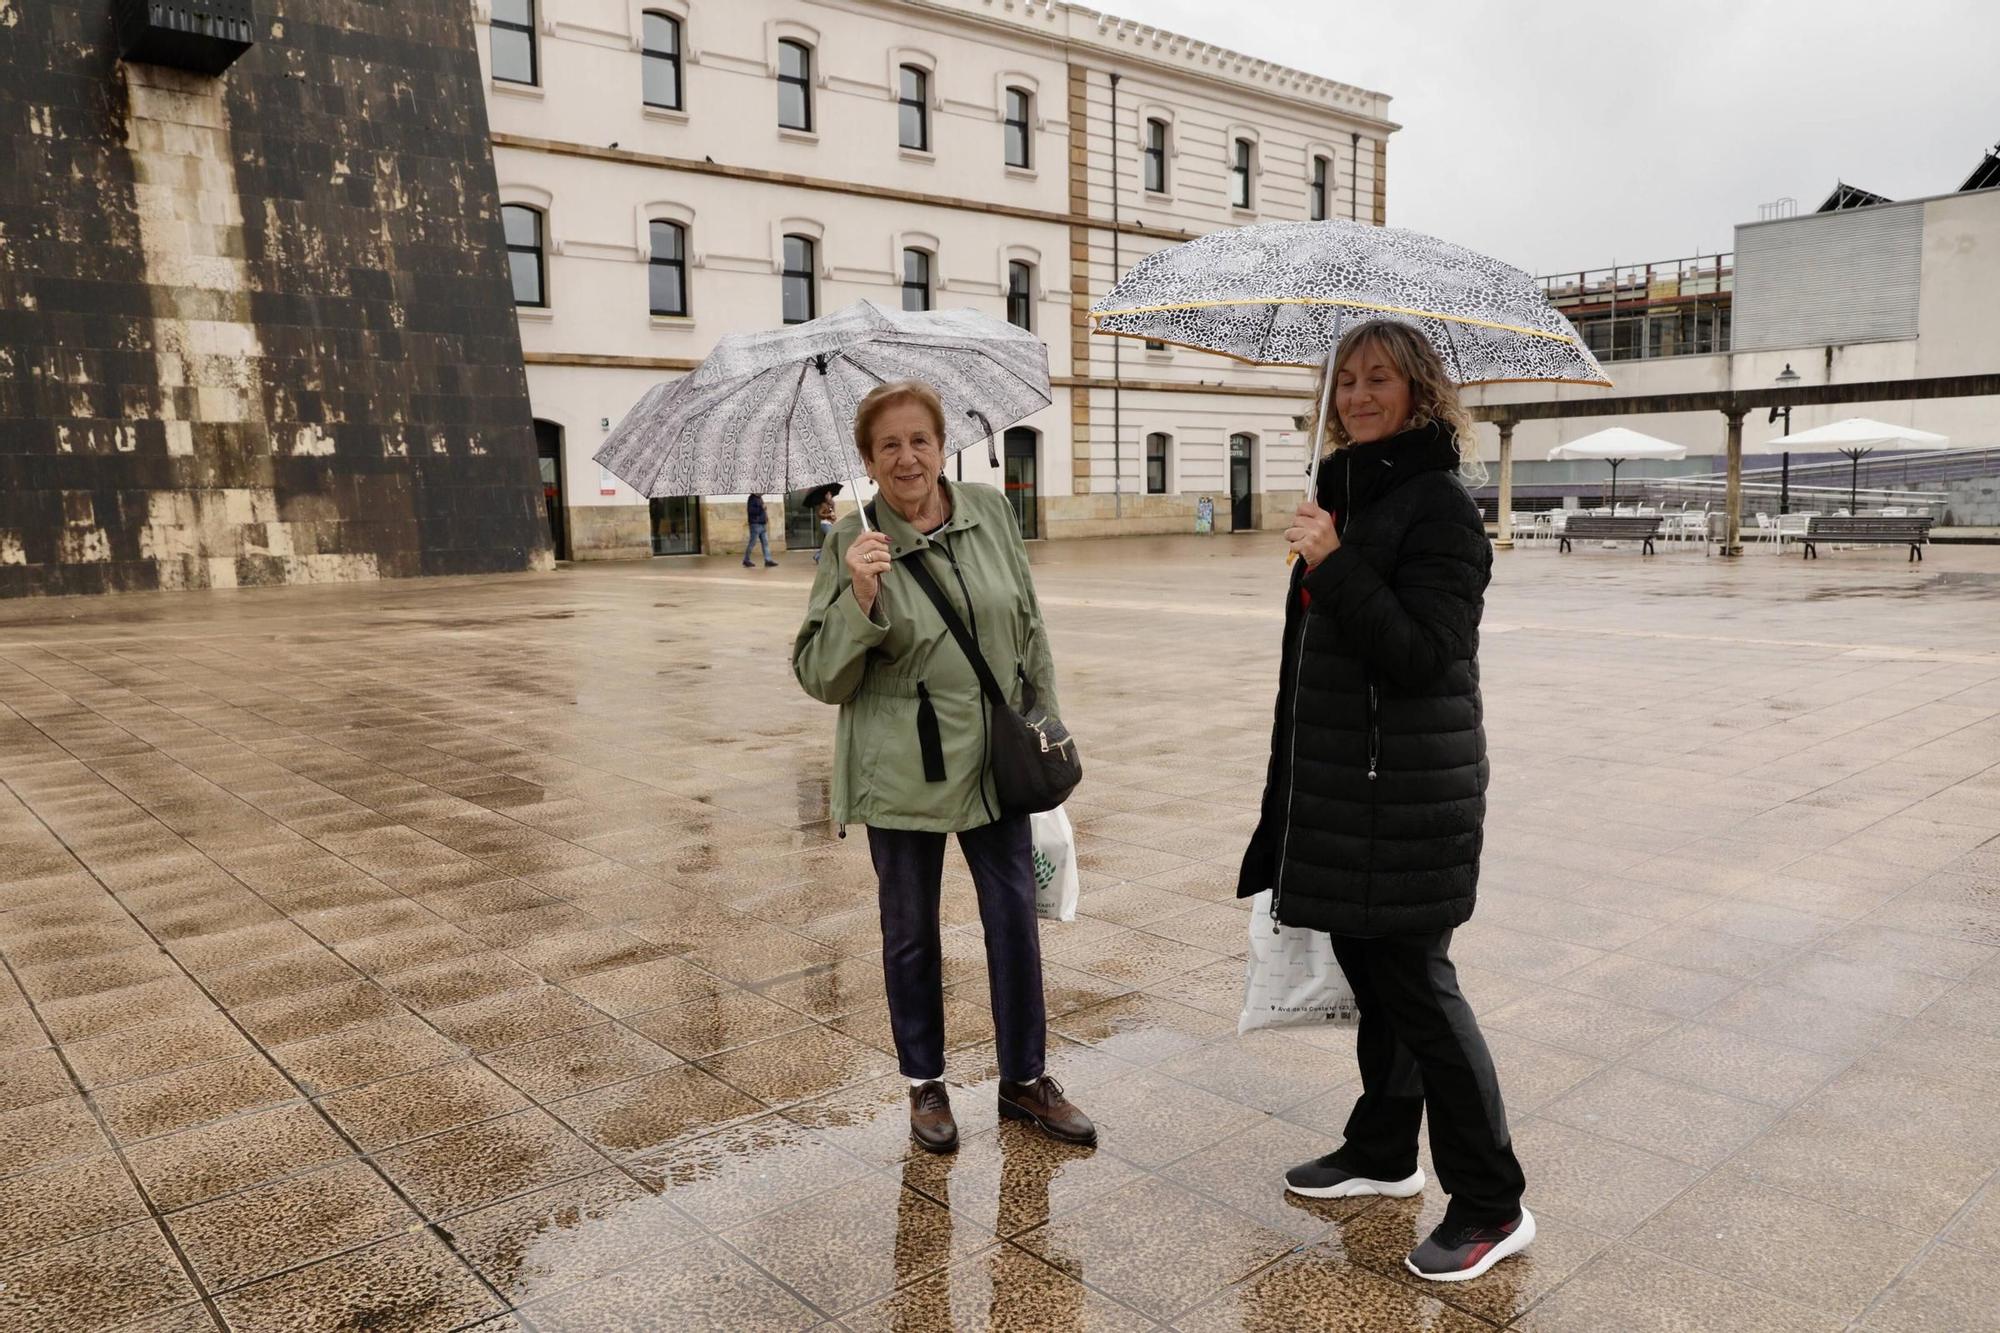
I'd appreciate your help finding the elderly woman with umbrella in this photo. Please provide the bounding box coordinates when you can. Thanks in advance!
[1094,220,1609,1283]
[597,302,1094,1155]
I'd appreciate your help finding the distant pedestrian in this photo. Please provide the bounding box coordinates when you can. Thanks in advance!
[814,494,836,563]
[1242,320,1531,1283]
[743,493,777,567]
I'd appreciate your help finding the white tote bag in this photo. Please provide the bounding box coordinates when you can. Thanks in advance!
[1029,807,1080,922]
[1238,890,1359,1035]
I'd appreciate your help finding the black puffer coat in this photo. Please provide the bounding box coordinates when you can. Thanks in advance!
[1237,422,1492,937]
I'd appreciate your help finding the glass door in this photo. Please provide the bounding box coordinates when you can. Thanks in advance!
[1229,433,1254,531]
[534,420,567,560]
[649,497,701,555]
[1003,428,1039,539]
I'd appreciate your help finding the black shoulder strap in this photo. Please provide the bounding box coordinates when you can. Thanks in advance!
[897,549,1010,713]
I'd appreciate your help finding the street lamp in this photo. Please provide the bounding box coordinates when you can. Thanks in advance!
[1768,363,1800,513]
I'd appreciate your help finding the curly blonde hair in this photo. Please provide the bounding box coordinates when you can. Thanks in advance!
[1314,320,1486,482]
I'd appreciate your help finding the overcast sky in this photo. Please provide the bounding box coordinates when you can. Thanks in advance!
[1103,0,2000,277]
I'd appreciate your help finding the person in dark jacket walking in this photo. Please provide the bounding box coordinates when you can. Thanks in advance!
[1240,319,1531,1284]
[743,493,778,567]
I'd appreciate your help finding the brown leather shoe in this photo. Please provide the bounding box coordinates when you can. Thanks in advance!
[998,1076,1097,1147]
[909,1081,958,1154]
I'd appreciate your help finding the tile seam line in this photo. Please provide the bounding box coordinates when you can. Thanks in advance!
[0,704,653,1316]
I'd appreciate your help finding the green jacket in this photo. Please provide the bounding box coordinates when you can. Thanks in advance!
[793,479,1059,833]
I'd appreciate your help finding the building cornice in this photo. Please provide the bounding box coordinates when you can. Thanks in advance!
[492,132,1200,242]
[886,0,1396,130]
[524,349,1314,399]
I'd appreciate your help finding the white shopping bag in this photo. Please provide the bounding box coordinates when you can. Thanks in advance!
[1238,890,1359,1035]
[1029,807,1080,922]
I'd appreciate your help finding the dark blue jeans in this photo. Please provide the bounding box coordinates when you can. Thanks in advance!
[743,522,772,563]
[867,815,1047,1084]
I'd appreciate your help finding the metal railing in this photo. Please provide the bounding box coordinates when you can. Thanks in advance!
[1537,253,1734,363]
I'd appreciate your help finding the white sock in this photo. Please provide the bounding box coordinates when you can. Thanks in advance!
[909,1076,941,1088]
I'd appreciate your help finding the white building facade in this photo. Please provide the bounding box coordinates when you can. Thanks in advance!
[477,0,1395,557]
[1467,186,2000,479]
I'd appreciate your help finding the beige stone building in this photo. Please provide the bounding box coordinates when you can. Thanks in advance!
[477,0,1394,557]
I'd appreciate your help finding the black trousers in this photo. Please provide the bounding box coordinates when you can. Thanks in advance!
[867,815,1046,1084]
[1327,929,1526,1227]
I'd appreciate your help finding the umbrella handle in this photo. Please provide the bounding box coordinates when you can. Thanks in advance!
[1290,343,1341,564]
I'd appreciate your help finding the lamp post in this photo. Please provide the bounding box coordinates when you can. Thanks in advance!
[1769,363,1799,513]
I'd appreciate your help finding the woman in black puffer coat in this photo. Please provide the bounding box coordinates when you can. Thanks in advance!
[1240,320,1532,1285]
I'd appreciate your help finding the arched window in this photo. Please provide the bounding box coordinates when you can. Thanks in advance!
[898,65,929,151]
[1146,433,1170,494]
[1004,87,1032,168]
[1232,138,1255,209]
[649,220,687,316]
[901,248,932,312]
[642,12,683,110]
[778,39,813,131]
[1006,260,1034,331]
[782,234,816,324]
[491,0,537,85]
[1310,154,1331,221]
[1144,118,1169,193]
[503,204,545,307]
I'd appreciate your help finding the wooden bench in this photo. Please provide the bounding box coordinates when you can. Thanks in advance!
[1558,515,1666,555]
[1799,516,1934,561]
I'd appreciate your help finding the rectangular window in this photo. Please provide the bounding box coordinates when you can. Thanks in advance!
[778,40,813,131]
[503,204,544,307]
[1232,138,1253,209]
[782,234,816,324]
[491,0,537,85]
[1144,119,1167,193]
[1004,87,1031,169]
[649,220,687,316]
[1006,261,1033,331]
[899,65,929,152]
[1146,433,1169,494]
[642,12,682,110]
[1310,155,1329,221]
[902,248,931,312]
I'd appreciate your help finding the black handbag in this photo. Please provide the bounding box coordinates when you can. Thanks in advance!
[898,549,1081,815]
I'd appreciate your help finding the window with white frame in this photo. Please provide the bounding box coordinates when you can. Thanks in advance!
[898,65,930,151]
[1146,433,1170,494]
[503,204,545,307]
[491,0,537,85]
[1006,260,1034,331]
[1232,138,1254,209]
[782,234,816,323]
[1004,87,1032,169]
[1144,118,1168,193]
[901,248,932,312]
[642,12,683,110]
[648,220,687,316]
[777,39,813,131]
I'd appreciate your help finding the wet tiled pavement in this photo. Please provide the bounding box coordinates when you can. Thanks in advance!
[2,534,1999,1332]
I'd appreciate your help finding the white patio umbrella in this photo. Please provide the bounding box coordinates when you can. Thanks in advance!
[1753,418,1949,514]
[1547,427,1687,510]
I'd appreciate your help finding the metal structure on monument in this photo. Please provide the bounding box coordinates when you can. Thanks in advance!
[1088,219,1611,497]
[114,0,256,75]
[593,301,1051,530]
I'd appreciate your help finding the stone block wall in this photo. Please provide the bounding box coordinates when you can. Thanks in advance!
[0,0,552,596]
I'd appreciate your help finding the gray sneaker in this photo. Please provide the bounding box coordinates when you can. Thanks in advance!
[1405,1207,1536,1282]
[1283,1155,1425,1200]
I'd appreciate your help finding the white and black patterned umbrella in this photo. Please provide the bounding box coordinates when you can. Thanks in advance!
[593,301,1050,502]
[1089,220,1609,387]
